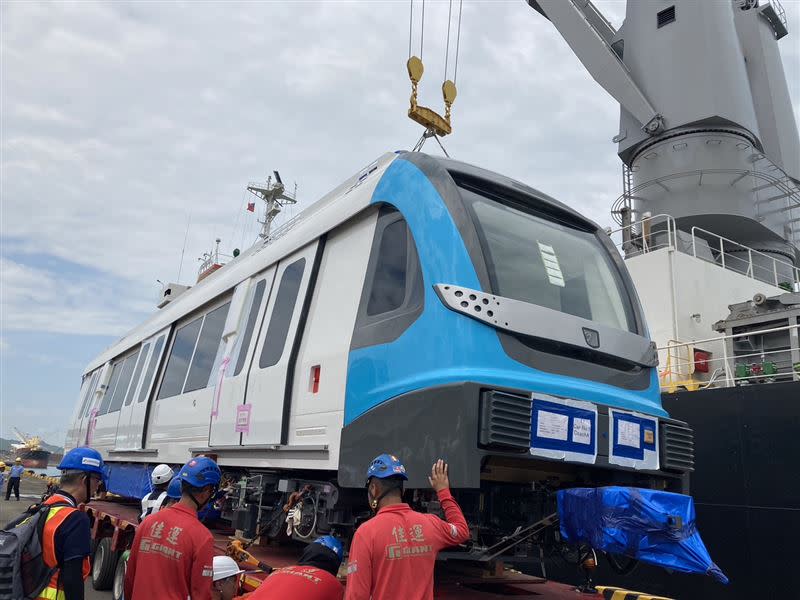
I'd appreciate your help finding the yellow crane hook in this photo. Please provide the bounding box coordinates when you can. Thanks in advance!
[407,55,457,137]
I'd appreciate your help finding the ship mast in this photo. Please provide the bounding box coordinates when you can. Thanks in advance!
[246,171,297,240]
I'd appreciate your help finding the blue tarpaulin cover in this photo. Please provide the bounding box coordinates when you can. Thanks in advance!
[106,462,154,499]
[106,463,222,521]
[558,486,728,584]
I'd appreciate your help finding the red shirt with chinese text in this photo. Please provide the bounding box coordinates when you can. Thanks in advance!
[248,565,343,600]
[124,503,215,600]
[344,488,470,600]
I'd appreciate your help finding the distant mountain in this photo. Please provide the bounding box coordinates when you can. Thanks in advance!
[0,438,64,454]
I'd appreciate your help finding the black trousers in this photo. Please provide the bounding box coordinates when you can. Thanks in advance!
[5,477,20,500]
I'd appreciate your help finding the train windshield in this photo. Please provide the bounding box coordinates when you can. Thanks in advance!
[460,187,636,333]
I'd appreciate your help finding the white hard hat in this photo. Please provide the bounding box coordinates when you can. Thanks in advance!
[151,464,174,485]
[213,555,245,582]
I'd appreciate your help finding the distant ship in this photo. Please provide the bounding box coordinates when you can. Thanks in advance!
[14,448,51,469]
[12,428,52,469]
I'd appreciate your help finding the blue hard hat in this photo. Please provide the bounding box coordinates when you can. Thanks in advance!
[365,453,408,485]
[58,447,107,484]
[166,477,182,500]
[313,535,344,561]
[178,456,221,488]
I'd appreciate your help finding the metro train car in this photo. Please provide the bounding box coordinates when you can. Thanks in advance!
[64,151,694,546]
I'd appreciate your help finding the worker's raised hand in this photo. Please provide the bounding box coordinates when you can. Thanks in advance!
[429,459,450,492]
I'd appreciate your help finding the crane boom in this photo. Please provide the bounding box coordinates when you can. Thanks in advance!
[13,427,28,443]
[527,0,663,134]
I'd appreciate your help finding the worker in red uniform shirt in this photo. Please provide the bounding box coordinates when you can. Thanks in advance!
[246,534,344,599]
[345,455,470,600]
[124,456,221,600]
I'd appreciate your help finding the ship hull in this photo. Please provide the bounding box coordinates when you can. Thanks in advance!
[14,449,51,469]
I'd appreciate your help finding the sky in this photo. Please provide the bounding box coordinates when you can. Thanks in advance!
[2,1,799,447]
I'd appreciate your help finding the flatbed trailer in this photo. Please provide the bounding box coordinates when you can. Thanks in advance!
[80,499,610,599]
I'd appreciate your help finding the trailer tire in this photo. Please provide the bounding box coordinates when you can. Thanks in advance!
[92,538,118,590]
[112,551,129,600]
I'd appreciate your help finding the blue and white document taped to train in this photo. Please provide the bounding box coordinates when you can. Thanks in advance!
[530,393,597,464]
[608,408,659,471]
[558,486,728,584]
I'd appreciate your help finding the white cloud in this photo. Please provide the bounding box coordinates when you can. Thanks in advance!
[13,104,83,126]
[0,0,798,451]
[1,0,798,338]
[0,257,148,336]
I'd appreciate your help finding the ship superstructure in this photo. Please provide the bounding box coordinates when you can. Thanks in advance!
[527,0,800,386]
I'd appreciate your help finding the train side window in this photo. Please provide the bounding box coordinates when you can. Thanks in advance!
[259,258,306,369]
[351,206,424,349]
[97,361,123,415]
[184,302,231,392]
[367,220,407,315]
[158,317,203,400]
[234,279,267,376]
[137,336,165,403]
[124,343,150,407]
[108,349,140,414]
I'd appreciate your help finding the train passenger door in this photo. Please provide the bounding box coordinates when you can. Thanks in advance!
[242,241,320,445]
[65,372,96,449]
[77,363,110,446]
[114,327,170,450]
[208,267,277,446]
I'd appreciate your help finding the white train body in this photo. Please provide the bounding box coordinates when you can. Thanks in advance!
[66,153,394,471]
[64,151,692,541]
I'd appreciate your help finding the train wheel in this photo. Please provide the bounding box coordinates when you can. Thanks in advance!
[112,550,129,600]
[92,538,118,590]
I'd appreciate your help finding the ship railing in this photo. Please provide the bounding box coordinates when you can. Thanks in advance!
[610,165,800,229]
[658,323,800,391]
[197,249,233,277]
[774,1,787,28]
[606,213,677,257]
[607,213,800,290]
[265,212,305,244]
[689,226,800,289]
[762,0,788,34]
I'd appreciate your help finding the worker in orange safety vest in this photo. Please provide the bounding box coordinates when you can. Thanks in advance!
[36,446,106,600]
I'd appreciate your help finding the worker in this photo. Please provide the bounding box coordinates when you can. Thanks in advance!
[36,446,106,600]
[124,456,220,600]
[345,455,470,600]
[162,476,182,508]
[5,457,24,501]
[139,463,174,521]
[211,555,246,600]
[247,535,344,599]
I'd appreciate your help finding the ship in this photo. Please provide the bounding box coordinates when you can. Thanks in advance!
[12,428,52,469]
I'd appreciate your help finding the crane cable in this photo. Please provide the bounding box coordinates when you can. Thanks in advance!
[408,0,462,84]
[408,0,426,60]
[444,0,452,79]
[454,0,463,84]
[443,0,463,83]
[407,0,463,154]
